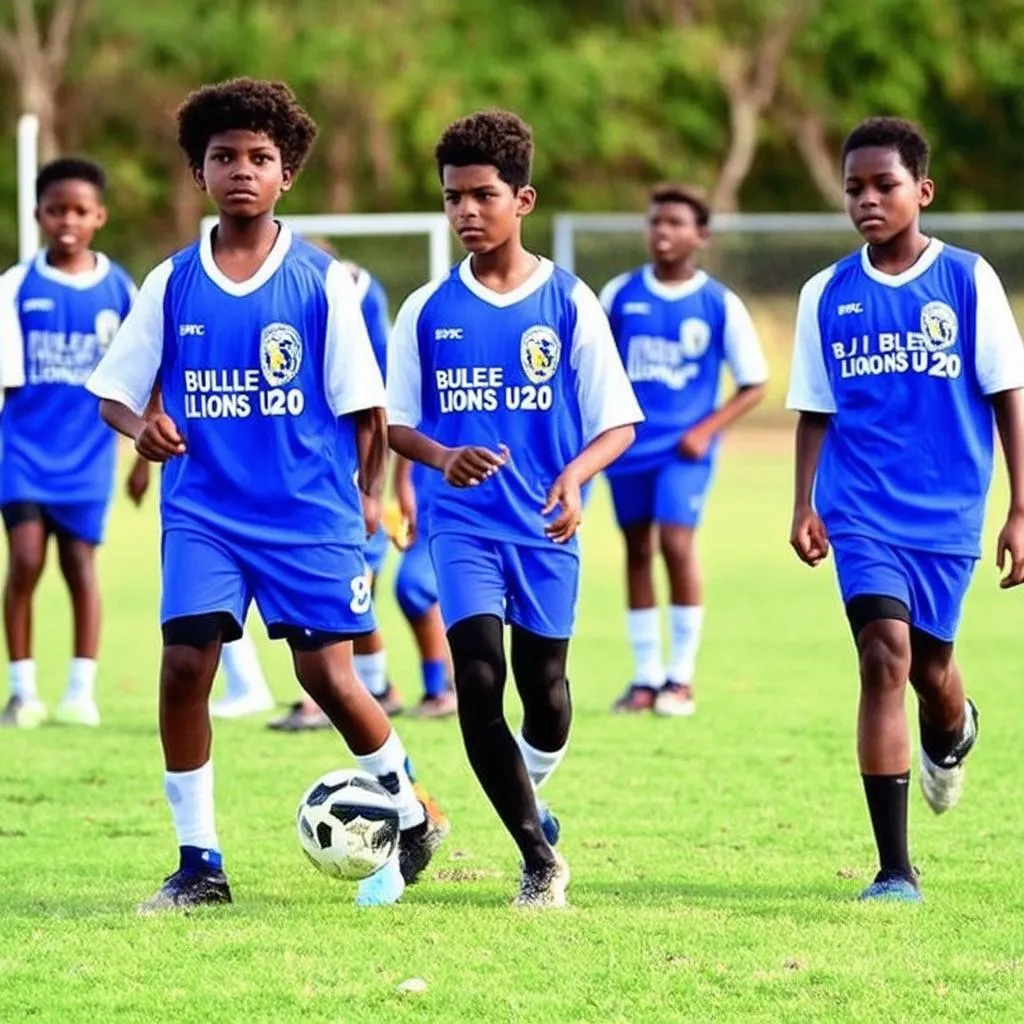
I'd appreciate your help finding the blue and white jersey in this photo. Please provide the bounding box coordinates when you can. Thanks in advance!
[349,266,391,380]
[87,224,385,547]
[0,251,135,504]
[786,241,1024,557]
[387,256,642,549]
[600,267,768,475]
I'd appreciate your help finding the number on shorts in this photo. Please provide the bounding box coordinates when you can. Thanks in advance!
[349,574,372,614]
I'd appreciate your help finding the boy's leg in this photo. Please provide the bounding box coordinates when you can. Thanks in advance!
[1,507,47,727]
[354,625,400,714]
[212,630,275,718]
[53,534,101,725]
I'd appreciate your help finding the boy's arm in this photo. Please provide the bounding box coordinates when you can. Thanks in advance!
[680,291,768,459]
[992,391,1024,587]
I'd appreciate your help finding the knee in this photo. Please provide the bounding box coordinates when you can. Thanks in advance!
[6,548,44,592]
[625,531,654,569]
[161,647,210,704]
[858,630,910,693]
[61,551,96,594]
[660,528,696,565]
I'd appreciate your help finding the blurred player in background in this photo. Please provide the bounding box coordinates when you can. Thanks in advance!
[0,158,136,728]
[602,184,767,717]
[787,117,1024,902]
[388,110,641,906]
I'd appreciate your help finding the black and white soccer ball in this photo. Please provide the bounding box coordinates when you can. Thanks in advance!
[296,769,400,881]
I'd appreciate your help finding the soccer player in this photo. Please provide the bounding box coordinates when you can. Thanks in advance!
[787,116,1024,902]
[0,158,135,728]
[387,110,642,907]
[87,78,445,909]
[602,184,768,716]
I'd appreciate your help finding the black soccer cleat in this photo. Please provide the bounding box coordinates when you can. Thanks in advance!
[137,868,232,913]
[398,805,449,885]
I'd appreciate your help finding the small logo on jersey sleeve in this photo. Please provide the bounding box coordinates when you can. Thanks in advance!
[520,325,561,384]
[260,322,303,386]
[920,302,958,352]
[95,309,123,353]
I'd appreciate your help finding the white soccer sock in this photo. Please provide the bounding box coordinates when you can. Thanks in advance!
[9,659,37,701]
[627,608,665,687]
[64,657,97,702]
[667,605,705,684]
[164,761,220,852]
[516,732,568,792]
[221,632,270,700]
[354,651,388,698]
[355,729,425,830]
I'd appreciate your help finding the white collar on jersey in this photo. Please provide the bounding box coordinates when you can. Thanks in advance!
[641,265,708,301]
[32,250,111,290]
[199,221,293,297]
[859,238,944,288]
[458,254,555,308]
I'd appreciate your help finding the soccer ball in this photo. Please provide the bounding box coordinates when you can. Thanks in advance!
[296,769,400,881]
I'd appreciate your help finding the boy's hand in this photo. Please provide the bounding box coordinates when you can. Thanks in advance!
[790,505,830,566]
[679,424,714,460]
[362,493,382,538]
[996,510,1024,588]
[542,469,583,544]
[441,444,509,487]
[125,460,151,506]
[135,414,186,463]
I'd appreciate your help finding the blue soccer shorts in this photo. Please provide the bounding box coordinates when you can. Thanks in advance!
[430,532,580,640]
[2,499,110,545]
[608,459,714,529]
[833,534,977,643]
[395,532,438,621]
[364,526,389,577]
[161,527,377,640]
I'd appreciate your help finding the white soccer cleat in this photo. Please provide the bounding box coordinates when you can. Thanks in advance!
[919,699,978,815]
[513,852,571,909]
[1,695,47,728]
[52,696,100,727]
[654,681,696,717]
[210,691,275,719]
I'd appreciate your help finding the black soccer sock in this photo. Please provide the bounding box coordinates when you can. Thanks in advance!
[448,615,553,871]
[861,773,913,877]
[510,626,572,752]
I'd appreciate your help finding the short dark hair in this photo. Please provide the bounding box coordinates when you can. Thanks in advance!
[841,117,930,180]
[649,182,710,228]
[36,158,106,201]
[176,78,318,172]
[435,110,533,188]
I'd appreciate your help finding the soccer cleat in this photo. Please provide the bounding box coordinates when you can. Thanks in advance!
[611,684,657,713]
[919,698,979,815]
[513,852,571,908]
[52,696,100,727]
[410,690,458,719]
[858,869,922,903]
[654,681,696,718]
[137,868,232,913]
[0,695,47,729]
[267,701,331,732]
[210,691,275,719]
[538,800,561,847]
[374,683,404,717]
[355,855,406,906]
[398,803,450,884]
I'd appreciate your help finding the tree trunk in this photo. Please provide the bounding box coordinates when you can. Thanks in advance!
[172,168,206,244]
[326,128,355,212]
[786,112,844,209]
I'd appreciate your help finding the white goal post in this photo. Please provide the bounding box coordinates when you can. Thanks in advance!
[552,211,1024,275]
[17,113,40,262]
[199,212,454,280]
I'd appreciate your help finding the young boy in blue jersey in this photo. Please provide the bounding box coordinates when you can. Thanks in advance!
[87,78,445,910]
[0,158,135,729]
[388,111,642,907]
[602,184,768,717]
[787,117,1024,902]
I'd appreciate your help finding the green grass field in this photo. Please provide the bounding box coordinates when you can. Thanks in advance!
[4,435,1024,1024]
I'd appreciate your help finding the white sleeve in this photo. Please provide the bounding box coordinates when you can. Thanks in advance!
[570,280,644,441]
[323,260,386,416]
[86,260,171,415]
[0,264,29,388]
[785,268,837,414]
[598,272,630,315]
[722,290,769,386]
[973,258,1024,395]
[386,280,442,430]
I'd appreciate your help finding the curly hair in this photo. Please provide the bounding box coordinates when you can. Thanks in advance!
[842,117,930,180]
[435,110,533,188]
[649,182,710,228]
[176,78,318,172]
[36,157,106,201]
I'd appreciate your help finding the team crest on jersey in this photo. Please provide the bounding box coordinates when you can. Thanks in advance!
[920,301,958,352]
[260,322,303,386]
[520,325,561,384]
[94,309,122,353]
